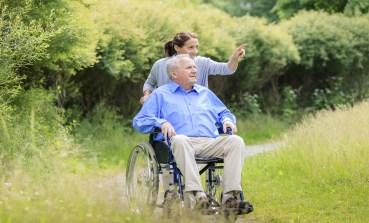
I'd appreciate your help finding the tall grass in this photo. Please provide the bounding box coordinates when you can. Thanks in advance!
[10,96,369,222]
[237,114,288,144]
[243,101,369,222]
[73,105,146,168]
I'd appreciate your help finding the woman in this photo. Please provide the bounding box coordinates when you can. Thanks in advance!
[140,32,246,104]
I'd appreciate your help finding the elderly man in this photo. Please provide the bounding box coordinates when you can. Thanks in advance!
[133,54,251,210]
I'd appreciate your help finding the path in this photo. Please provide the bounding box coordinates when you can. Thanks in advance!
[108,142,282,222]
[244,142,282,158]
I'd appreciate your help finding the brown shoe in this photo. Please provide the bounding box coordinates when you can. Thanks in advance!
[223,197,238,209]
[223,197,253,214]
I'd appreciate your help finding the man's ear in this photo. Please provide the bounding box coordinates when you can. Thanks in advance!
[171,71,177,79]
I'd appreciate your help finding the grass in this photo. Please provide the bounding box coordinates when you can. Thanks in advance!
[237,114,289,144]
[241,101,369,222]
[4,101,369,222]
[1,111,287,222]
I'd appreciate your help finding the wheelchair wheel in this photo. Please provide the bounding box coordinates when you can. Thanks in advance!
[126,142,159,207]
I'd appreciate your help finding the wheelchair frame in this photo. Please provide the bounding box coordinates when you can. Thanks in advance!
[126,128,253,217]
[126,130,224,213]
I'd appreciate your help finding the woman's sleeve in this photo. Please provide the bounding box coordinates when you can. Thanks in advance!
[143,61,159,93]
[201,57,234,76]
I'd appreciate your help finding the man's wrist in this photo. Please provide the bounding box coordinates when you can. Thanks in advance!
[156,119,167,127]
[222,118,232,124]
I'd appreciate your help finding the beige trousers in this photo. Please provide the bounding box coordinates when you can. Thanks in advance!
[171,135,245,193]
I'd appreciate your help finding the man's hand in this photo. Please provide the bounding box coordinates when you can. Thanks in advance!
[161,121,176,139]
[223,120,237,134]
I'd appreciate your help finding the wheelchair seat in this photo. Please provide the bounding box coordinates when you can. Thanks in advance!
[150,138,224,165]
[195,156,223,164]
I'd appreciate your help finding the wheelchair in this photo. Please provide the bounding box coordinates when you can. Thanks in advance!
[126,127,253,218]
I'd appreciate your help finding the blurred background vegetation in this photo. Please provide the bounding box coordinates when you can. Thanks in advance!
[1,0,369,168]
[1,0,369,222]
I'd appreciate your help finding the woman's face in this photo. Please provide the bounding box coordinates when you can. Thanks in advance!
[175,38,199,58]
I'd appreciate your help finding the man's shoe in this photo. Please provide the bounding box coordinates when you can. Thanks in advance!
[223,196,238,209]
[223,197,253,215]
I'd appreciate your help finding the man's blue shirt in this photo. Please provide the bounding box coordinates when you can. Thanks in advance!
[133,81,236,138]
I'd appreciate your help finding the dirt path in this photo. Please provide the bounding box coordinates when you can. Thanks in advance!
[244,142,281,158]
[108,142,282,222]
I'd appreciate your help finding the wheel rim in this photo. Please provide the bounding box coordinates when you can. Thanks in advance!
[126,144,159,206]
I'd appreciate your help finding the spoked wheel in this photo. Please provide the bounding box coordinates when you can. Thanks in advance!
[203,161,224,214]
[126,142,159,209]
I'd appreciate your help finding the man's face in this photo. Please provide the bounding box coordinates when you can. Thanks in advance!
[172,57,197,89]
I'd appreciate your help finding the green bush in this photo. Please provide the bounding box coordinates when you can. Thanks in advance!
[74,0,237,116]
[0,88,74,172]
[281,86,298,119]
[282,11,369,107]
[224,16,299,108]
[73,103,144,166]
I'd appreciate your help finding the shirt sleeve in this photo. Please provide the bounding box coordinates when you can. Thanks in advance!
[143,61,159,93]
[132,91,167,133]
[208,90,236,124]
[202,57,234,76]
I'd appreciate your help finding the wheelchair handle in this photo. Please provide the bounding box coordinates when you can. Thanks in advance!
[226,127,233,135]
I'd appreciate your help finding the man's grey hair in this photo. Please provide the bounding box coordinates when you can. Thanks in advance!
[166,54,192,80]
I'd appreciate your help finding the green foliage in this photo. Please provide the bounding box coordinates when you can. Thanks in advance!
[310,77,355,111]
[231,92,262,117]
[282,11,369,106]
[273,0,369,20]
[0,6,49,67]
[1,0,98,74]
[203,0,278,21]
[345,0,369,16]
[94,0,235,81]
[73,104,144,166]
[245,100,369,222]
[74,0,237,115]
[281,86,298,119]
[273,0,350,20]
[283,12,354,69]
[1,0,99,110]
[237,114,288,144]
[0,89,71,170]
[225,16,299,105]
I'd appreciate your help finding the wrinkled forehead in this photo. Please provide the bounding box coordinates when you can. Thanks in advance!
[177,57,195,68]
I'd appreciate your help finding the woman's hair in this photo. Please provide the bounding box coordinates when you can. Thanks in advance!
[164,32,198,57]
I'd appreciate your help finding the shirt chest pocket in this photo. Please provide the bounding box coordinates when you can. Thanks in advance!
[161,102,188,121]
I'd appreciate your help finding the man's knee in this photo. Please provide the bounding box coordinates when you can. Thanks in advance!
[171,135,191,153]
[229,135,245,146]
[171,135,189,145]
[226,135,245,153]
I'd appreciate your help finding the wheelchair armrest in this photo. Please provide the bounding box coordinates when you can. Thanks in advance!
[217,126,233,135]
[151,127,162,134]
[149,127,164,143]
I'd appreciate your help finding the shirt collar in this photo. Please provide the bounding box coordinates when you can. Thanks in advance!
[167,81,202,94]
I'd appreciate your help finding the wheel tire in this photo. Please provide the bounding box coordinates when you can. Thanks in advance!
[126,142,159,207]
